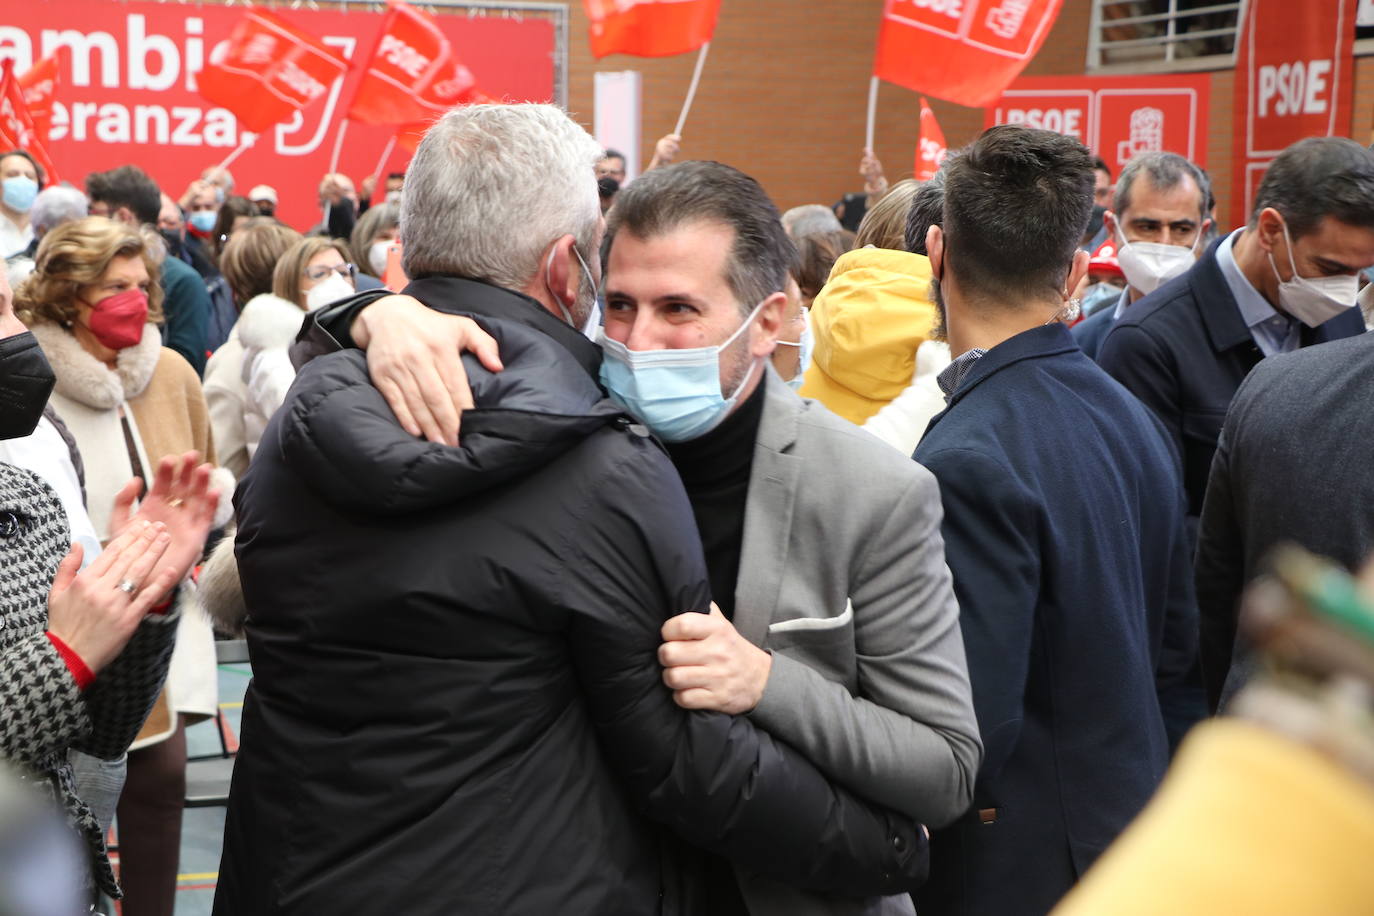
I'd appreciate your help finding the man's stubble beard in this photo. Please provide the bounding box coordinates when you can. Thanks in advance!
[929,275,948,343]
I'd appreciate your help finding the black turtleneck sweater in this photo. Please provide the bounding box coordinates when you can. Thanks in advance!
[663,380,765,619]
[663,380,764,915]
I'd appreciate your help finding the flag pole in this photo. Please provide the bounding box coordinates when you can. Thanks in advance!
[673,42,711,137]
[322,118,351,228]
[214,134,255,173]
[864,75,879,153]
[368,134,398,204]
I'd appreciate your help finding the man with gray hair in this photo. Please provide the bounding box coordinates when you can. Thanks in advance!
[215,104,929,914]
[3,185,86,285]
[1072,152,1211,360]
[782,203,844,239]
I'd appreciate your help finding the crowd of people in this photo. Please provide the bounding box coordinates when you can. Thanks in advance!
[2,101,1374,916]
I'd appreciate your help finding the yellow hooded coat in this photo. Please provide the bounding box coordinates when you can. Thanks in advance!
[798,247,937,424]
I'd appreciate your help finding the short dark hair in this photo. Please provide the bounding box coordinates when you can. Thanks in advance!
[601,148,625,164]
[904,169,947,255]
[943,126,1094,302]
[1251,136,1374,238]
[1113,152,1210,221]
[607,160,795,315]
[386,171,405,181]
[86,165,161,226]
[1093,156,1111,179]
[0,149,44,186]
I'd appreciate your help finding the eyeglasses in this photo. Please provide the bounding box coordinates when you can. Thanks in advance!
[303,263,356,282]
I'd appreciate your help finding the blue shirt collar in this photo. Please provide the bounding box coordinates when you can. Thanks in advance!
[1216,229,1283,332]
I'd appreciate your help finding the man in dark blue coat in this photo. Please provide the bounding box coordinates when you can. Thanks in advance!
[912,126,1197,916]
[1096,137,1374,530]
[1071,151,1211,361]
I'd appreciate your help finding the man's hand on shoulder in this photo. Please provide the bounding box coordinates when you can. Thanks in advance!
[659,603,772,714]
[351,295,504,446]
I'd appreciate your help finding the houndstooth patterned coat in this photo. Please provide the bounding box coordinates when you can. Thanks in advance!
[0,462,181,898]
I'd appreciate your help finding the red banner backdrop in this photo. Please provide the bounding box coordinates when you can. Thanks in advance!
[874,0,1063,108]
[1232,0,1356,227]
[985,75,1210,171]
[0,0,556,229]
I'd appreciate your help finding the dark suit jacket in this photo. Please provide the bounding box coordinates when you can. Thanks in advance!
[1069,305,1116,361]
[913,324,1197,916]
[1096,238,1364,521]
[1196,332,1374,711]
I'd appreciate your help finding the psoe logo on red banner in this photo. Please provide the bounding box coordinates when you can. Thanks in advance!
[1233,0,1355,225]
[985,75,1209,168]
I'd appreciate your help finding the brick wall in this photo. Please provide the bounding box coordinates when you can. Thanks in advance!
[567,0,1097,211]
[566,1,1371,219]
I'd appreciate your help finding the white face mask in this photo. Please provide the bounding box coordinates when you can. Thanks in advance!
[1115,226,1198,296]
[369,240,392,277]
[305,271,356,311]
[1269,222,1360,328]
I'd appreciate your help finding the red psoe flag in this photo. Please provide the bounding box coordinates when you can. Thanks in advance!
[393,89,498,154]
[196,10,348,134]
[346,0,479,126]
[17,52,62,144]
[915,97,947,180]
[874,0,1063,108]
[585,0,722,59]
[0,59,59,186]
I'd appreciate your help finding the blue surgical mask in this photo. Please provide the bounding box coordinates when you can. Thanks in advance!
[598,301,764,442]
[188,210,217,233]
[775,308,813,391]
[2,176,38,213]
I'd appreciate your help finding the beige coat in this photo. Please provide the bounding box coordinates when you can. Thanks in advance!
[31,321,232,740]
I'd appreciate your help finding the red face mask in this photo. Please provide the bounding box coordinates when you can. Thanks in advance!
[86,288,149,350]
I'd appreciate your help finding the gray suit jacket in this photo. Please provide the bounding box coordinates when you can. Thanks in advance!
[731,371,982,916]
[1196,330,1374,711]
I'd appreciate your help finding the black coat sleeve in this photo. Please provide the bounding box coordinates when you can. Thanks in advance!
[288,289,389,371]
[561,436,928,896]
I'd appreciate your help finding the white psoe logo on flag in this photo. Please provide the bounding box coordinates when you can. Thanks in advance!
[985,0,1033,39]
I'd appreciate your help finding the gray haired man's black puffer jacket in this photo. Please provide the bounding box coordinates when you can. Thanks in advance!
[213,277,928,915]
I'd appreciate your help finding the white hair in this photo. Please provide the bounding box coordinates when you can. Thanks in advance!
[781,204,842,239]
[400,104,602,290]
[30,185,88,237]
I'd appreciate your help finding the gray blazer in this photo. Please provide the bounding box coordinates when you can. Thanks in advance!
[1197,331,1374,711]
[731,371,982,916]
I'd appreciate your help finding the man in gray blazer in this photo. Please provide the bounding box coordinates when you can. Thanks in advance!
[597,160,981,916]
[1197,330,1374,712]
[316,160,982,916]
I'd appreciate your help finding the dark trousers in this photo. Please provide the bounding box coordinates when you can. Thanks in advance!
[116,715,187,916]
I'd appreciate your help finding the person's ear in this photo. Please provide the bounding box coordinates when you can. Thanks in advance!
[1256,207,1286,255]
[927,225,945,277]
[1103,211,1119,241]
[751,291,787,358]
[541,234,579,312]
[1064,249,1090,301]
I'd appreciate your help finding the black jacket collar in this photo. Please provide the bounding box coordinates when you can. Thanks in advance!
[403,276,602,383]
